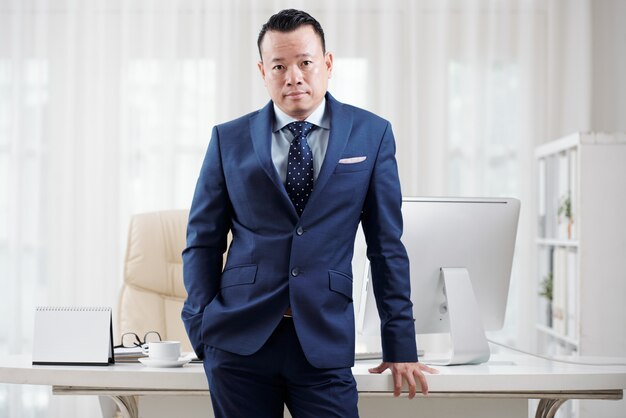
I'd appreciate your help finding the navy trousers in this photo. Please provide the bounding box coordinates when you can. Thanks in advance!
[202,317,359,418]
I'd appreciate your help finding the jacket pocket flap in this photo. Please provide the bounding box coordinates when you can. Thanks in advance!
[328,270,353,300]
[220,264,258,288]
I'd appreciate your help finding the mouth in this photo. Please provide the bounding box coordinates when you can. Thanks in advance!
[284,91,308,99]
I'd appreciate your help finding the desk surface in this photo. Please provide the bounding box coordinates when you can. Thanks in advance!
[1,354,625,394]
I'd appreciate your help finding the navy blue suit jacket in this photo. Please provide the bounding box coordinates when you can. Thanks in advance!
[182,93,417,369]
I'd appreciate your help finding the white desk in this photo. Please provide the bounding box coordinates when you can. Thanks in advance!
[1,354,624,418]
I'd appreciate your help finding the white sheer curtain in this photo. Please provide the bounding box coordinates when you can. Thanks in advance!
[0,0,602,416]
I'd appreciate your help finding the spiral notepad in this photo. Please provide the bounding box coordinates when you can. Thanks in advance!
[32,306,114,366]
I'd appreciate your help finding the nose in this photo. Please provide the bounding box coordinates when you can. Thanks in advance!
[285,65,303,85]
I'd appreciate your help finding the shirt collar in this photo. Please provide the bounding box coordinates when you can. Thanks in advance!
[272,98,330,133]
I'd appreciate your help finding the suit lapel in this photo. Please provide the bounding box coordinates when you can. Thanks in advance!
[249,94,352,220]
[305,94,353,212]
[249,102,299,219]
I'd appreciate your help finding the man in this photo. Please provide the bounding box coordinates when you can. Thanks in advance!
[182,9,436,418]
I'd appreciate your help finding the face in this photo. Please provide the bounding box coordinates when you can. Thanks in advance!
[258,25,333,120]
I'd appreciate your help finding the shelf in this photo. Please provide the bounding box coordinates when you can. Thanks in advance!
[536,324,579,347]
[536,238,579,248]
[534,133,580,158]
[534,133,626,418]
[534,132,626,158]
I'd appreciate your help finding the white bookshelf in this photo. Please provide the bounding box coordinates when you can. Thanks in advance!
[535,132,626,418]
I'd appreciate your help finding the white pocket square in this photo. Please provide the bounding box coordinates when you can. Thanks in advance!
[338,156,367,164]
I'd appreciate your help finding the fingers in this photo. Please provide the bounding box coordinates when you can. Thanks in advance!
[415,363,437,395]
[368,362,389,374]
[379,362,436,398]
[393,368,403,397]
[388,362,436,398]
[396,366,421,398]
[405,371,417,399]
[414,369,429,395]
[420,363,439,375]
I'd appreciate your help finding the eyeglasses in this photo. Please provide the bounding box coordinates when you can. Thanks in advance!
[115,331,162,348]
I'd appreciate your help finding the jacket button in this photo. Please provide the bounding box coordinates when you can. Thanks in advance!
[296,226,304,236]
[291,267,300,277]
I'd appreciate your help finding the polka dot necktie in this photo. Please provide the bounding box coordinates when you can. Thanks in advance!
[285,121,316,216]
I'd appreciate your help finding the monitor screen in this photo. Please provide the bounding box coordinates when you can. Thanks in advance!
[355,197,520,364]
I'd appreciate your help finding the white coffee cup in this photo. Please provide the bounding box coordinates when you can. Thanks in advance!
[147,341,181,361]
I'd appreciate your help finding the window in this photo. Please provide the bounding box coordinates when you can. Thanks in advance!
[448,60,520,196]
[0,58,50,418]
[328,58,369,109]
[448,59,522,342]
[122,59,216,213]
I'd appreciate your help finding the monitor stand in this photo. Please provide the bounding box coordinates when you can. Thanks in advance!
[425,267,491,366]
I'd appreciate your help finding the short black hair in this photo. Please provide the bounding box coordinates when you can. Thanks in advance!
[257,9,326,60]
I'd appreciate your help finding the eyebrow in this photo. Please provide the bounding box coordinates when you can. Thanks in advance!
[270,53,314,63]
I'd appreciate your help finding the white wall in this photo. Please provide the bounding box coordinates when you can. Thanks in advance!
[590,0,626,133]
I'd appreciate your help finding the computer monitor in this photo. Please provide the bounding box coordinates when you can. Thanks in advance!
[355,197,520,365]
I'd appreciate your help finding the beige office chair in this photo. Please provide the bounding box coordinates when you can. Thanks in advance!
[102,210,194,418]
[117,209,193,351]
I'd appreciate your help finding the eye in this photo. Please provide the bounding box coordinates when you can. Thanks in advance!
[273,64,285,71]
[301,60,313,67]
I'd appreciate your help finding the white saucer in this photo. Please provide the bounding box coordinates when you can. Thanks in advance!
[138,357,191,368]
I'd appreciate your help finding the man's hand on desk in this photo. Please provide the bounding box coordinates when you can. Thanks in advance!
[368,362,438,398]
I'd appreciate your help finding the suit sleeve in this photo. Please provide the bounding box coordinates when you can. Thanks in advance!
[360,122,418,363]
[181,126,232,359]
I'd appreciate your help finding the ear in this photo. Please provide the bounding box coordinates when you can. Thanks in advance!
[325,52,334,79]
[257,61,266,83]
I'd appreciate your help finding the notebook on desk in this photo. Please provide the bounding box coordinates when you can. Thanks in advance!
[113,346,147,363]
[32,306,115,366]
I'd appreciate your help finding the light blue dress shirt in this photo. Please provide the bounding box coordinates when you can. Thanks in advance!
[271,99,330,183]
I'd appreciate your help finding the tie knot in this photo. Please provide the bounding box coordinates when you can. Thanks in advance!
[286,121,315,139]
